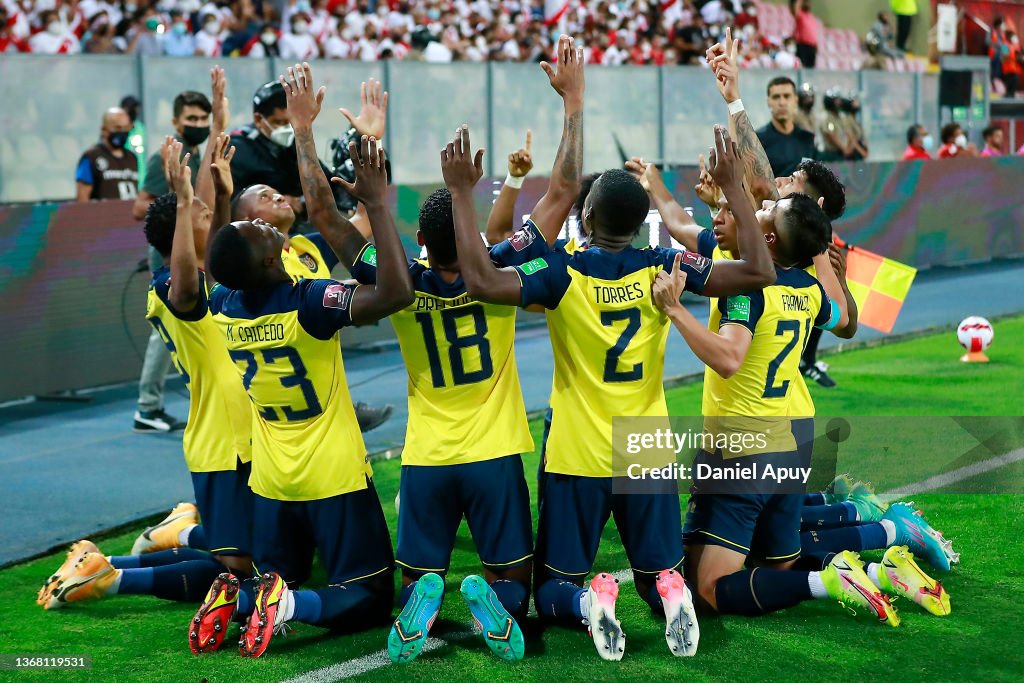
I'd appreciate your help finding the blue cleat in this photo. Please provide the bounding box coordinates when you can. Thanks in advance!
[460,575,525,662]
[388,573,444,664]
[882,502,951,572]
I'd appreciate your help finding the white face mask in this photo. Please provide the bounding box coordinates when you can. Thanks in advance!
[922,135,935,151]
[203,22,219,35]
[262,31,276,45]
[293,20,309,34]
[268,123,294,147]
[47,21,62,35]
[955,134,968,148]
[786,44,797,55]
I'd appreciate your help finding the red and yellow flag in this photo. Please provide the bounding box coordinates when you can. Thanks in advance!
[839,241,917,334]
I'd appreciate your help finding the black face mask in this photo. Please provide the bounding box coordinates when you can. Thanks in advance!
[182,125,210,147]
[108,131,129,148]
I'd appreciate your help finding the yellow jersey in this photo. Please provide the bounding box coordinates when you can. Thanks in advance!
[281,232,337,282]
[351,245,533,465]
[495,221,714,478]
[146,268,251,472]
[209,277,371,501]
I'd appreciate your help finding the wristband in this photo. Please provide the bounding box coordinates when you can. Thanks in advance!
[727,99,745,116]
[504,173,525,189]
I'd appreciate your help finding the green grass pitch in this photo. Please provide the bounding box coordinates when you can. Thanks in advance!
[3,317,1023,682]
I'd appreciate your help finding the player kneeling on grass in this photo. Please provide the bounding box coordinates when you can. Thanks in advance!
[37,136,256,621]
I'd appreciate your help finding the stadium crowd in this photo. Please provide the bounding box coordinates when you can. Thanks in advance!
[1,0,920,72]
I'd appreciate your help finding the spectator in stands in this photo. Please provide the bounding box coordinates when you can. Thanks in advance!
[735,2,759,30]
[862,32,887,70]
[901,123,933,160]
[871,11,902,58]
[1001,31,1022,98]
[773,37,802,70]
[29,9,80,54]
[280,11,320,59]
[247,23,281,57]
[988,16,1008,86]
[790,0,818,68]
[163,10,196,57]
[602,32,630,65]
[195,12,224,56]
[75,107,138,201]
[820,89,850,161]
[0,4,29,53]
[674,13,708,65]
[890,0,917,52]
[82,13,120,54]
[980,124,1005,157]
[130,7,165,56]
[937,122,977,158]
[757,76,815,178]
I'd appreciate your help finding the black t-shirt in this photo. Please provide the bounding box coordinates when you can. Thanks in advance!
[76,144,138,200]
[756,123,816,178]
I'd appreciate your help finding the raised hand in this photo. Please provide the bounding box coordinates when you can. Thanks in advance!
[331,135,388,205]
[166,139,193,205]
[695,153,722,208]
[707,125,743,190]
[340,77,388,140]
[706,27,741,103]
[508,129,533,178]
[211,65,230,132]
[209,132,236,199]
[441,124,485,193]
[541,34,585,103]
[828,242,847,281]
[652,253,687,313]
[281,62,325,131]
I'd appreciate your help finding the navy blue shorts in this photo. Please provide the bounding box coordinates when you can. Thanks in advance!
[191,460,253,557]
[534,471,683,583]
[396,455,532,575]
[252,478,395,587]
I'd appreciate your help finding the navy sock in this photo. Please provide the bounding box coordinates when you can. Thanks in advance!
[791,553,836,571]
[535,578,585,624]
[151,559,223,601]
[490,579,529,620]
[856,523,889,550]
[803,492,827,506]
[309,583,393,632]
[116,568,155,594]
[291,589,323,624]
[715,569,812,616]
[186,525,208,551]
[399,581,417,610]
[801,502,858,529]
[801,523,888,559]
[109,548,210,569]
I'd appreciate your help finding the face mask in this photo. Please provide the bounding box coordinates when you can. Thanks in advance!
[108,131,129,148]
[922,135,935,151]
[296,0,311,12]
[146,17,161,31]
[171,21,186,34]
[182,125,210,147]
[124,3,137,13]
[268,123,294,147]
[786,44,797,55]
[47,21,62,35]
[1013,37,1020,46]
[293,20,308,34]
[203,21,219,35]
[427,8,440,20]
[262,31,276,44]
[955,134,968,148]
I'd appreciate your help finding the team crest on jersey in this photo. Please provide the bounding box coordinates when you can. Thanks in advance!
[681,250,710,274]
[727,295,751,321]
[323,283,352,310]
[299,253,318,272]
[96,156,109,171]
[509,226,535,252]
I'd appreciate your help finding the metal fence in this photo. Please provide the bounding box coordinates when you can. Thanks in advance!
[0,55,939,202]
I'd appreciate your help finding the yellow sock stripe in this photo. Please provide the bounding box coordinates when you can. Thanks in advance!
[342,566,393,584]
[764,550,801,561]
[395,560,449,573]
[543,563,589,576]
[480,553,533,569]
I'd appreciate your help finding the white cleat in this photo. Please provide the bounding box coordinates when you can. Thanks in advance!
[656,569,699,657]
[582,572,625,661]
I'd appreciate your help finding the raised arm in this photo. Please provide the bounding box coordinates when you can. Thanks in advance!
[530,35,585,245]
[827,241,858,339]
[283,62,369,270]
[484,129,533,245]
[165,141,200,312]
[708,29,779,205]
[205,132,236,280]
[445,125,523,305]
[625,155,711,252]
[194,66,228,214]
[702,126,776,296]
[330,135,414,323]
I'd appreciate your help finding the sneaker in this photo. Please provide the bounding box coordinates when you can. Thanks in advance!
[37,540,99,607]
[388,573,444,664]
[656,569,698,657]
[239,572,291,658]
[801,360,836,388]
[190,573,240,654]
[131,502,199,555]
[582,572,625,661]
[460,575,525,662]
[44,552,118,610]
[820,550,900,627]
[133,409,186,433]
[355,402,393,433]
[877,546,951,616]
[882,502,950,572]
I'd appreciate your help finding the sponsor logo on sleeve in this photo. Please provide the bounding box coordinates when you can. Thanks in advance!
[361,246,378,266]
[520,257,548,275]
[323,283,353,310]
[509,226,536,252]
[727,295,751,322]
[680,250,710,274]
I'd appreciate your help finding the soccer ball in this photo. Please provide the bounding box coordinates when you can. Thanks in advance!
[957,316,994,354]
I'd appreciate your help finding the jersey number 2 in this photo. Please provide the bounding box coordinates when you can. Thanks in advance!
[228,347,323,421]
[763,319,811,398]
[602,308,643,382]
[415,306,493,388]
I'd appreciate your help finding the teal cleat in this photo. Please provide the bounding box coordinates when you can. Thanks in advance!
[460,575,525,662]
[882,503,951,572]
[824,474,855,503]
[848,482,887,522]
[388,573,444,664]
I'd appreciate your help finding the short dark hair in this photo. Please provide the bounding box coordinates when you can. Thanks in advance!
[252,81,286,117]
[982,124,1000,140]
[588,168,650,237]
[767,76,797,96]
[208,224,257,290]
[418,188,457,266]
[940,122,961,144]
[906,124,922,145]
[776,193,832,269]
[173,91,212,118]
[143,192,178,257]
[796,159,846,221]
[230,186,252,220]
[574,171,603,216]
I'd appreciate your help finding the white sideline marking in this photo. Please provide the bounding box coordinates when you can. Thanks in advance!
[286,448,1023,682]
[281,570,635,683]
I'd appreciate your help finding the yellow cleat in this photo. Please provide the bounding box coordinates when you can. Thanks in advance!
[878,546,951,616]
[130,502,199,555]
[821,550,900,627]
[37,540,100,607]
[45,552,118,610]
